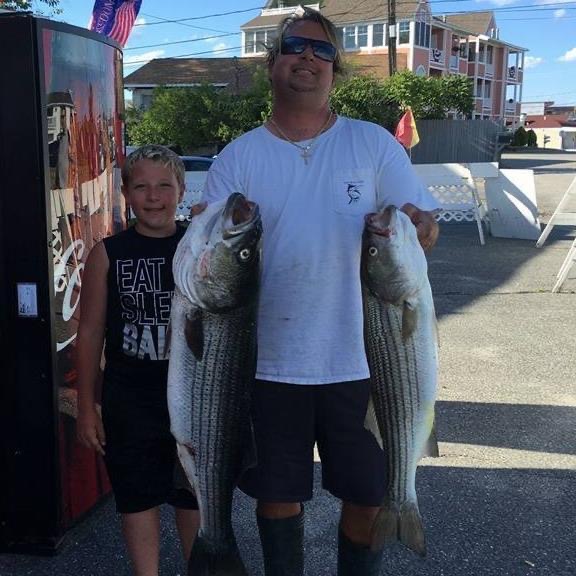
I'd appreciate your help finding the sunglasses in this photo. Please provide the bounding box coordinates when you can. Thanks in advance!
[280,36,337,63]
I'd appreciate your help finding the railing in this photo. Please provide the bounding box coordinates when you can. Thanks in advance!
[449,54,459,69]
[505,101,517,113]
[482,98,493,109]
[485,63,494,77]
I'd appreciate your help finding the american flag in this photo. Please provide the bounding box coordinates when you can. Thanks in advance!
[89,0,143,47]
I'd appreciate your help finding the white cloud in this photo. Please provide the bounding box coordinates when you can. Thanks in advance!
[524,56,544,69]
[559,47,576,62]
[212,42,229,54]
[478,0,517,6]
[123,50,165,66]
[554,8,567,17]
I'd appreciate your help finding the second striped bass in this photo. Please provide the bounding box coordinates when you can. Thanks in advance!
[361,205,438,557]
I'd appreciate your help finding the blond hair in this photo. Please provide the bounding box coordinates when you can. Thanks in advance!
[122,145,185,190]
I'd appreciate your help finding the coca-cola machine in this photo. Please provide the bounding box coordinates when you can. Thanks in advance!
[0,12,126,551]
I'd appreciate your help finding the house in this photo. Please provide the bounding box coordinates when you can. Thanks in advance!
[524,114,576,151]
[125,0,527,126]
[124,57,266,109]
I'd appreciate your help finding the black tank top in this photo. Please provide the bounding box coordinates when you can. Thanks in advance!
[102,225,186,384]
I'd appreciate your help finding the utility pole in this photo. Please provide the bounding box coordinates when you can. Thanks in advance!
[387,0,397,75]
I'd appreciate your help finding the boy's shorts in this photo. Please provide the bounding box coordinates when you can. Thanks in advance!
[102,378,198,514]
[238,379,387,506]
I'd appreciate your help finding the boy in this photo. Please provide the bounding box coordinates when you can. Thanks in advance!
[77,145,199,576]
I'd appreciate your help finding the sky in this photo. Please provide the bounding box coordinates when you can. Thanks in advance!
[33,0,576,106]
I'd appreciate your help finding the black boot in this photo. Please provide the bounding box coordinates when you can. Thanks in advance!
[337,528,384,576]
[257,509,304,576]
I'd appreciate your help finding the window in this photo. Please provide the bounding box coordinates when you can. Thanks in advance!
[244,29,275,54]
[339,24,370,50]
[414,21,430,47]
[398,21,410,45]
[373,23,385,47]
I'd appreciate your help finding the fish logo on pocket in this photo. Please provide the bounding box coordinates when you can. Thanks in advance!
[346,182,362,205]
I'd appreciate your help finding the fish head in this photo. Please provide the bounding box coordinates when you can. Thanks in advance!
[361,205,428,303]
[174,193,262,310]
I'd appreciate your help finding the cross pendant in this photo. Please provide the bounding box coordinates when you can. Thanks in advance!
[301,147,311,164]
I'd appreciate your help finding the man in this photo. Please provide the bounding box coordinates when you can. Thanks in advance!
[202,7,439,575]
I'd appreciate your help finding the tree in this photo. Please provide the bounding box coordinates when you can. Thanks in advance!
[330,75,401,133]
[0,0,62,14]
[386,70,473,119]
[526,129,537,147]
[512,126,528,147]
[127,68,272,153]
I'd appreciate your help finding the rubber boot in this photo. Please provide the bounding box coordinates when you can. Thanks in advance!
[256,509,304,576]
[337,528,384,576]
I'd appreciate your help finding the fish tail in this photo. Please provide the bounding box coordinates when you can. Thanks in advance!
[371,501,426,557]
[188,536,248,576]
[370,501,399,551]
[398,501,427,557]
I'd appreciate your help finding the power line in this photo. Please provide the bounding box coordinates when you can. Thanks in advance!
[133,6,263,27]
[125,32,239,51]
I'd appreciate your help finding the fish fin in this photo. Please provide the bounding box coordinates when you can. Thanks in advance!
[364,395,383,451]
[421,418,440,458]
[402,301,418,340]
[398,501,427,557]
[370,501,399,551]
[188,536,248,576]
[176,444,199,494]
[185,308,204,361]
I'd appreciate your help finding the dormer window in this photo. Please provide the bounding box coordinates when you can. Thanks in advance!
[244,29,276,54]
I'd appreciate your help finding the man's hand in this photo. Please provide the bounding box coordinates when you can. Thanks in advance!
[401,203,439,251]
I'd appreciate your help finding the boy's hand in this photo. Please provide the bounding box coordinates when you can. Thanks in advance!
[401,203,439,251]
[77,405,106,456]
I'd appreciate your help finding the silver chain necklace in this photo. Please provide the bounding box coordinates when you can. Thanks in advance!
[268,111,334,165]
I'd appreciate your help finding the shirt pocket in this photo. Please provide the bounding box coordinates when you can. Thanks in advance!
[332,168,377,216]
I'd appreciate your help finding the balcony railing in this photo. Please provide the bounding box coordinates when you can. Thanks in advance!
[449,54,459,69]
[507,66,521,81]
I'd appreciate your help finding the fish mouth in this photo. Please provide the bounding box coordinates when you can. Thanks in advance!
[365,205,398,237]
[222,192,260,239]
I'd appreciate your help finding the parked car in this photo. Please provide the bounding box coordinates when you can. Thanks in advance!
[177,155,214,221]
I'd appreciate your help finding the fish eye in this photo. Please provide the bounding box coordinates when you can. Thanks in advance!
[368,246,378,257]
[239,248,252,261]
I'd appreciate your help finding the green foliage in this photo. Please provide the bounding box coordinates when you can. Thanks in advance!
[127,68,474,150]
[386,70,474,119]
[526,129,537,147]
[127,68,271,153]
[1,0,62,14]
[330,75,401,133]
[512,126,528,147]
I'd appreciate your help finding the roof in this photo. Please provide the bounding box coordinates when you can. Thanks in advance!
[124,57,266,92]
[242,0,420,29]
[525,115,576,129]
[442,12,495,36]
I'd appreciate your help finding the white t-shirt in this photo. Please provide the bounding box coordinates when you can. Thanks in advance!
[203,116,439,384]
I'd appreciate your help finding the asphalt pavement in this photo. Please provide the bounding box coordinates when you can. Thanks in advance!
[1,150,575,576]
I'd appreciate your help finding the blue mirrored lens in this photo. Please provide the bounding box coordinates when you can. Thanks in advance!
[281,36,336,62]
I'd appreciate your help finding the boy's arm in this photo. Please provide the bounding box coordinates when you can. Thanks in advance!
[76,241,109,455]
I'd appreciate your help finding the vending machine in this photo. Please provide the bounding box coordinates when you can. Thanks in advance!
[0,12,125,552]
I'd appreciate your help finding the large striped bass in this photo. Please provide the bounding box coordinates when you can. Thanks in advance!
[168,193,262,575]
[361,205,438,557]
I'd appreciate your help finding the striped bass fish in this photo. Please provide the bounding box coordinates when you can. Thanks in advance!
[361,205,438,557]
[168,193,261,575]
